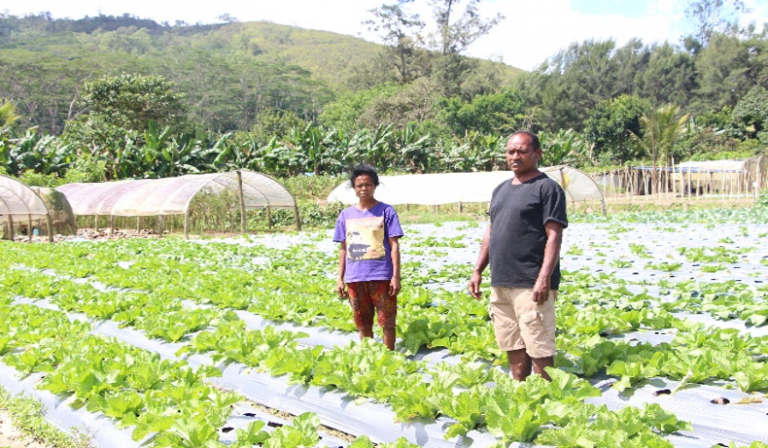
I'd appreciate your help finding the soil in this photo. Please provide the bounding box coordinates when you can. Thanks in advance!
[9,227,164,243]
[0,409,48,448]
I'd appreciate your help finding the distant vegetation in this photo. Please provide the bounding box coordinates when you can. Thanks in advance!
[0,0,766,188]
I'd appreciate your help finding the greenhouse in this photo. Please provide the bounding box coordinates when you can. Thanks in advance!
[57,171,300,237]
[327,166,605,212]
[0,175,64,242]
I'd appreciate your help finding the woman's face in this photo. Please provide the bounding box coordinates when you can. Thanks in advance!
[353,174,377,201]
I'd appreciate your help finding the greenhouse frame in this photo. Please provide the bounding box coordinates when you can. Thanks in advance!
[0,175,57,242]
[57,170,300,238]
[327,166,606,214]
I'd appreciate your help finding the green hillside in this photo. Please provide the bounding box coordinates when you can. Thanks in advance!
[0,14,523,133]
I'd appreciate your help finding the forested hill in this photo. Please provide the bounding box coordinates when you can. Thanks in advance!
[0,13,522,134]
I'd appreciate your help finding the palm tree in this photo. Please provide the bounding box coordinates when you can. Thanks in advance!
[0,100,20,173]
[0,100,20,130]
[631,104,690,193]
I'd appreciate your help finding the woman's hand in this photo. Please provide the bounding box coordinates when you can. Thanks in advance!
[337,278,348,298]
[389,277,401,298]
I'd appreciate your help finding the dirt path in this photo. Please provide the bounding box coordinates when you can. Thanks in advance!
[0,409,48,448]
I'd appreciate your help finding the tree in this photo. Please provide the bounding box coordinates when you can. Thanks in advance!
[685,0,747,44]
[538,129,590,167]
[584,95,649,164]
[631,104,690,192]
[318,83,403,132]
[364,1,427,84]
[0,100,20,130]
[534,39,619,131]
[693,33,752,114]
[612,38,650,96]
[427,0,503,56]
[424,0,503,97]
[0,100,21,173]
[435,88,525,136]
[732,85,768,142]
[79,73,186,132]
[640,43,697,108]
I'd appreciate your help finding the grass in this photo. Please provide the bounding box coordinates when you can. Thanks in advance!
[0,386,90,448]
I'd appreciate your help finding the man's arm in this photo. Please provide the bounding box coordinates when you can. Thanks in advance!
[389,237,401,298]
[337,241,348,298]
[468,225,491,300]
[532,221,564,303]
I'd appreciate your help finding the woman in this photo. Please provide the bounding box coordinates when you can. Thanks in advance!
[333,164,404,350]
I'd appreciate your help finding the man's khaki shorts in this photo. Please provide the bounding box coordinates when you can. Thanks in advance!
[489,287,557,358]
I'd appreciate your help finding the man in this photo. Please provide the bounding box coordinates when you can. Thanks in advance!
[468,131,567,381]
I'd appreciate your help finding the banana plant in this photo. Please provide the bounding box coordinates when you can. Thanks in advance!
[539,129,588,167]
[11,131,75,176]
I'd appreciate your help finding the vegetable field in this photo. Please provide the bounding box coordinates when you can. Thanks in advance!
[1,212,767,448]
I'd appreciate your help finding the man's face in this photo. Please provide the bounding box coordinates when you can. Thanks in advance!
[505,134,541,177]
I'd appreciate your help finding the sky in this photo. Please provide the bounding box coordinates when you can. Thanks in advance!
[2,0,768,70]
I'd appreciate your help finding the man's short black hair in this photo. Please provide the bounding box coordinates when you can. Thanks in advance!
[349,164,379,187]
[511,131,541,150]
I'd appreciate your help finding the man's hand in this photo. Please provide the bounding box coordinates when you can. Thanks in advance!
[468,271,483,300]
[336,279,348,299]
[532,276,550,303]
[389,277,401,298]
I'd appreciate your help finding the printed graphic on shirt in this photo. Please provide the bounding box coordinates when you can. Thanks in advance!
[346,217,385,261]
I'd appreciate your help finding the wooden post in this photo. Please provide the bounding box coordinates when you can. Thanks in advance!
[687,169,692,199]
[137,216,140,233]
[158,215,164,236]
[738,170,743,198]
[267,206,272,229]
[293,206,301,231]
[184,210,190,240]
[28,214,32,242]
[721,171,726,196]
[109,215,115,234]
[46,215,53,243]
[696,174,701,200]
[672,163,677,198]
[5,215,13,240]
[609,171,615,200]
[625,169,630,202]
[94,215,99,233]
[458,202,463,213]
[237,170,247,234]
[729,172,735,198]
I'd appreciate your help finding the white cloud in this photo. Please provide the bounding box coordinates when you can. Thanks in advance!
[466,0,688,70]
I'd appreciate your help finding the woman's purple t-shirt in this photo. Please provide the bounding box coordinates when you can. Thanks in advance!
[333,202,404,283]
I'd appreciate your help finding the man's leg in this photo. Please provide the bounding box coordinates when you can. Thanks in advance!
[532,356,554,381]
[518,290,557,381]
[507,349,532,381]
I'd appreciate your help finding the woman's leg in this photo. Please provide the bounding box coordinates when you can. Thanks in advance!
[346,282,375,340]
[371,280,397,350]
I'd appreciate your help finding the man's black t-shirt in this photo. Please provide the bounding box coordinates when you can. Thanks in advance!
[488,173,568,290]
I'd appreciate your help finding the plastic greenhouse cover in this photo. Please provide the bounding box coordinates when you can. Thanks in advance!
[0,175,49,219]
[57,171,296,217]
[326,166,604,206]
